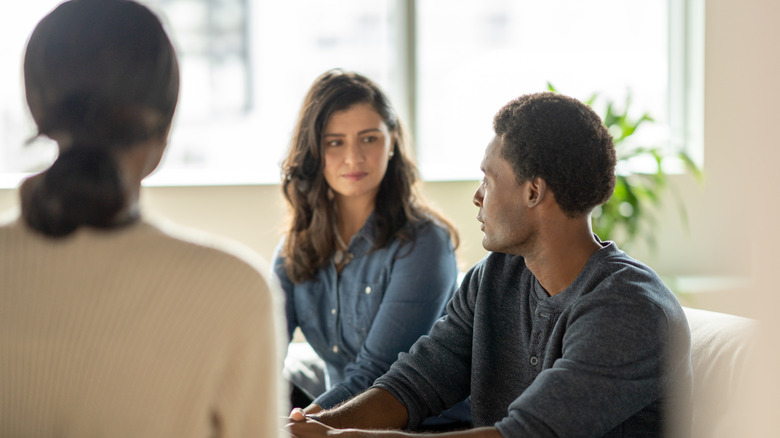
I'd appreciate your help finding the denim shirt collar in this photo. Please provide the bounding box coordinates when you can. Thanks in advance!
[344,210,379,255]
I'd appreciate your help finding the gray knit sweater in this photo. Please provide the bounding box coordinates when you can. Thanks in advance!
[374,242,692,437]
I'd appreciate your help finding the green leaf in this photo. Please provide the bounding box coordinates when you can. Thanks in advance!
[678,151,704,182]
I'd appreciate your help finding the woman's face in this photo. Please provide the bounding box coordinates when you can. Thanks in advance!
[321,102,394,205]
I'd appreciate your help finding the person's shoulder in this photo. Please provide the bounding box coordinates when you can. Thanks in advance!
[410,217,452,240]
[141,215,273,286]
[597,243,663,285]
[142,217,283,319]
[585,242,681,314]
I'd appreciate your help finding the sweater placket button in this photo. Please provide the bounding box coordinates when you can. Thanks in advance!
[530,356,539,366]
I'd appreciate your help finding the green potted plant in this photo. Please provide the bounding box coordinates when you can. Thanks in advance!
[548,83,702,250]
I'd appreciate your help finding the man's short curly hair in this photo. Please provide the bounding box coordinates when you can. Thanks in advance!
[494,92,616,218]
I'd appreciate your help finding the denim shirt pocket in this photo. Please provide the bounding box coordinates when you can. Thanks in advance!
[341,279,386,337]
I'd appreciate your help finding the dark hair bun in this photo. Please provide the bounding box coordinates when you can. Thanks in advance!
[22,147,125,237]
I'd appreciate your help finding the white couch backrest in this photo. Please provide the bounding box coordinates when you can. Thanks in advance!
[683,306,758,438]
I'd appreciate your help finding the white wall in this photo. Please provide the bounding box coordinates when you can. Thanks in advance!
[703,0,780,433]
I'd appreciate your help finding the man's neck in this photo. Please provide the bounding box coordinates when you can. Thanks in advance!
[524,217,602,297]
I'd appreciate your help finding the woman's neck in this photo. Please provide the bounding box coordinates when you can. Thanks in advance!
[334,194,376,244]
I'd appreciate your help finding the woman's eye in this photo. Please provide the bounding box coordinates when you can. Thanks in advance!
[361,136,378,143]
[325,139,342,147]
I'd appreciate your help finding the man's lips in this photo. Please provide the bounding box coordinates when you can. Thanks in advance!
[342,172,368,181]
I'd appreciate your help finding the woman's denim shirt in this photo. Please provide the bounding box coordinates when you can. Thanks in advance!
[273,215,458,409]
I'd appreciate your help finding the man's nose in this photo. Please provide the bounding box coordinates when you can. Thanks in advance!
[473,185,483,207]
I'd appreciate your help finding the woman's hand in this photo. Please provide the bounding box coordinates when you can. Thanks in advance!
[287,408,335,437]
[289,407,307,422]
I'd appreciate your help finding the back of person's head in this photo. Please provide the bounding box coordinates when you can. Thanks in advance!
[494,91,616,217]
[21,0,179,237]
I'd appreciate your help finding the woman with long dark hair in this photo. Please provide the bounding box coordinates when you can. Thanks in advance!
[0,1,285,435]
[275,69,466,425]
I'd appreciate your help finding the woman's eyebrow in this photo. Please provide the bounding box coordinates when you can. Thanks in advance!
[323,128,382,137]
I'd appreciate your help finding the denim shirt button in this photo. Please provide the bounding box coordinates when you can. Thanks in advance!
[331,308,337,315]
[365,286,372,294]
[332,345,339,353]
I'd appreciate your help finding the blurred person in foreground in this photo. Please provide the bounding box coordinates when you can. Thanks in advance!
[0,1,286,436]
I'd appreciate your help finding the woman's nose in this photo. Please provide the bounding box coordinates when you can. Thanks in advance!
[344,140,365,164]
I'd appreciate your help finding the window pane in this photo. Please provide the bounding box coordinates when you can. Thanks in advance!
[1,0,674,186]
[416,0,669,180]
[148,0,394,184]
[0,0,394,186]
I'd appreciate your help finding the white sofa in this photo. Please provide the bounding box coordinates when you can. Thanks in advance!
[684,306,758,438]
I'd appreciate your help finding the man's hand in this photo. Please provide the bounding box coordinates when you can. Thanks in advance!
[289,388,408,430]
[304,404,323,415]
[287,406,503,438]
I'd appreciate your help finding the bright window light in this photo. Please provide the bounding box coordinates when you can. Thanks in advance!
[0,0,691,187]
[416,0,670,180]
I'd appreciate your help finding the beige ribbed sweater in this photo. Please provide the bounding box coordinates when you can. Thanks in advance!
[0,214,287,437]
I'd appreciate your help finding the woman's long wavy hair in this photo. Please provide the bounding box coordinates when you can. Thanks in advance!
[281,69,458,283]
[20,0,179,237]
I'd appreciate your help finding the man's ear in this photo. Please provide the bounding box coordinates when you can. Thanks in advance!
[527,177,547,207]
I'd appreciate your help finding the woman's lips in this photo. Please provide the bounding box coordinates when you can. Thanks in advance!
[342,172,368,181]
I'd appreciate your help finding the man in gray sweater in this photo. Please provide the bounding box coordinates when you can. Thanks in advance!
[288,92,693,437]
